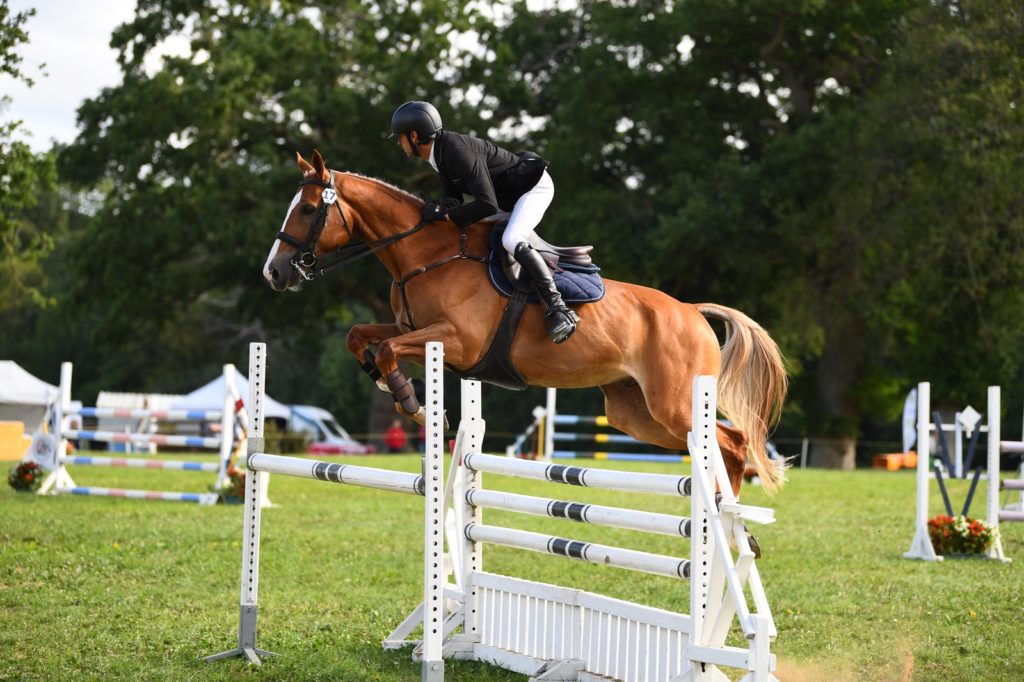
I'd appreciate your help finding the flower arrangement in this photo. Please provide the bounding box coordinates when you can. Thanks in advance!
[211,465,246,502]
[928,514,996,555]
[8,461,44,492]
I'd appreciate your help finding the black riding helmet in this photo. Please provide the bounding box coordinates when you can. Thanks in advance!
[388,101,443,140]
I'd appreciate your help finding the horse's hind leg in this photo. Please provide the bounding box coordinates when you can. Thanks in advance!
[600,380,686,450]
[715,422,749,497]
[601,378,748,494]
[603,376,759,554]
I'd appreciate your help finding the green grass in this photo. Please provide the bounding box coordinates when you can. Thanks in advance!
[2,453,1023,681]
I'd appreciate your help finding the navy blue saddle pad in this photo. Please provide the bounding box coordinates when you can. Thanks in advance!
[485,228,605,304]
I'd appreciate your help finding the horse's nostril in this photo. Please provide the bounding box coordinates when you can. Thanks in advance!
[269,267,279,282]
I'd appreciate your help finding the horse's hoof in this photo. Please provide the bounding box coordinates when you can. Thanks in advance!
[399,404,426,425]
[746,532,762,559]
[376,378,392,393]
[399,406,449,431]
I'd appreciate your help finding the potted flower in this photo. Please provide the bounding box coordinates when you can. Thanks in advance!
[211,465,247,504]
[927,514,996,556]
[8,461,44,493]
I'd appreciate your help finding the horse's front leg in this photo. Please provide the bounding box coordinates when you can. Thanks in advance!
[373,322,464,424]
[346,323,404,390]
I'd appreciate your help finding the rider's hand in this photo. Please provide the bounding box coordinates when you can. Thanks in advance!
[421,199,448,222]
[420,197,459,222]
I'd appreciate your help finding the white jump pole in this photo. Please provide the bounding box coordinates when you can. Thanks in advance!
[905,382,940,561]
[986,386,1009,561]
[543,386,556,461]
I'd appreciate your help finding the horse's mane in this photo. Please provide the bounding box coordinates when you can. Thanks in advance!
[340,171,423,207]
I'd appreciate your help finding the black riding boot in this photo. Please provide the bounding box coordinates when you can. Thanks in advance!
[513,242,579,344]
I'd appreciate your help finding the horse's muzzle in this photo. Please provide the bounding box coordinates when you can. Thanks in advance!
[264,255,302,292]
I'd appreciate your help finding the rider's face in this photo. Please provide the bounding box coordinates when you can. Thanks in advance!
[398,132,417,158]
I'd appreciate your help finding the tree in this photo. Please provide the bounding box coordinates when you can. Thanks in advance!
[0,1,57,316]
[819,0,1024,415]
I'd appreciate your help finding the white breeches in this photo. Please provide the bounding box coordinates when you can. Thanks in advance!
[501,171,554,255]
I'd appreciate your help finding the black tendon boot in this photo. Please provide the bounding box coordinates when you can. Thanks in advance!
[513,242,579,343]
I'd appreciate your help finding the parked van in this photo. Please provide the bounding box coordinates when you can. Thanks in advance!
[288,405,374,454]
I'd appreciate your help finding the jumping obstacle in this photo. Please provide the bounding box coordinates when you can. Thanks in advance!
[413,376,776,681]
[34,361,268,506]
[905,382,1019,562]
[506,387,689,463]
[209,341,778,680]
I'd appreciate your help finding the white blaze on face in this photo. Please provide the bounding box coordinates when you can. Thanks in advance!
[263,190,303,283]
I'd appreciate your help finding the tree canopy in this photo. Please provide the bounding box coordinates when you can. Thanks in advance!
[0,1,57,318]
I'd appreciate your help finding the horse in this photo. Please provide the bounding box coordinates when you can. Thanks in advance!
[264,150,788,496]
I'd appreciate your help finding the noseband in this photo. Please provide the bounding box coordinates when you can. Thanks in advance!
[275,172,353,281]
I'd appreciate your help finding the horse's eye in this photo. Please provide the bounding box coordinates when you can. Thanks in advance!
[301,203,316,215]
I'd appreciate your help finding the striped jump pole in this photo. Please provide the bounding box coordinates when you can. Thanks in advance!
[207,342,446,682]
[463,451,692,497]
[539,389,687,462]
[61,486,218,504]
[552,446,688,462]
[62,430,221,449]
[62,456,220,472]
[464,523,691,579]
[465,488,692,538]
[554,431,656,445]
[69,406,223,421]
[247,453,423,495]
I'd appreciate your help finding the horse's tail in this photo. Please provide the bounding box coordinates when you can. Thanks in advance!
[697,303,789,493]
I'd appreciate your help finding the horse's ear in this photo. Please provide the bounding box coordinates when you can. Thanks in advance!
[311,149,330,181]
[296,152,316,177]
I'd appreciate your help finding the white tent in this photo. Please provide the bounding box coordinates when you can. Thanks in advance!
[172,372,291,421]
[0,361,58,434]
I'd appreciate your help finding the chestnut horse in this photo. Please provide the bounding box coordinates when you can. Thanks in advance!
[264,151,787,495]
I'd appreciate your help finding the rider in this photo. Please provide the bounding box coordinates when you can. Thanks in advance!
[388,100,578,344]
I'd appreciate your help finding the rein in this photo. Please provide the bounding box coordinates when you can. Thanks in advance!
[275,170,487,327]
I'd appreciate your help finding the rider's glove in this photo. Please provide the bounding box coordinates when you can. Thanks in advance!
[421,197,459,222]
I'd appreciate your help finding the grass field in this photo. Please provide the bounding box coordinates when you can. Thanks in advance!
[2,452,1024,681]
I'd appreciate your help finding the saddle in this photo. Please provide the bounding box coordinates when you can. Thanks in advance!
[499,229,594,290]
[457,221,605,391]
[485,222,604,303]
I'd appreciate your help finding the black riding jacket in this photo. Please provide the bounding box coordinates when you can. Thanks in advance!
[432,130,548,228]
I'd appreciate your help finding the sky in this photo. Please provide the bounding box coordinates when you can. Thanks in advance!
[1,0,138,152]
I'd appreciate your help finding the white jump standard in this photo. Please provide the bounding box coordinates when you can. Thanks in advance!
[205,342,447,681]
[905,381,1021,562]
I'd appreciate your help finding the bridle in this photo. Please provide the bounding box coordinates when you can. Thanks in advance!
[274,169,487,328]
[276,170,445,282]
[274,172,353,281]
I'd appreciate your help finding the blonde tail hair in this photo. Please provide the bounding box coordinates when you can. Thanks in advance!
[697,303,789,493]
